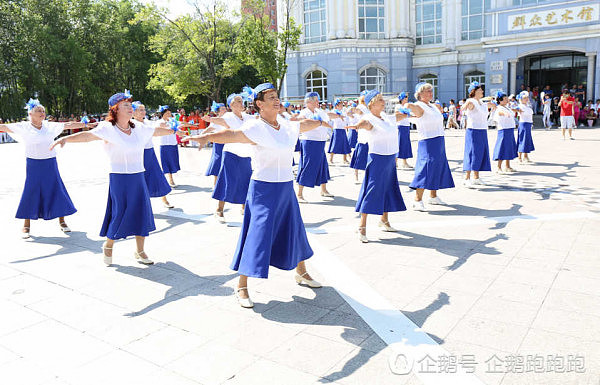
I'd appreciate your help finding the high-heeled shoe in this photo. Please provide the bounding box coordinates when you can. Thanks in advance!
[294,272,322,288]
[134,251,154,265]
[102,242,112,266]
[235,287,254,308]
[357,227,368,243]
[378,221,397,232]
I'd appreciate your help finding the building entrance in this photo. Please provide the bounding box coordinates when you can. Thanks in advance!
[524,52,587,96]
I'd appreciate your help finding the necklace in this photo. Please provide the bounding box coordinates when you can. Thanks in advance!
[115,122,131,133]
[260,117,280,130]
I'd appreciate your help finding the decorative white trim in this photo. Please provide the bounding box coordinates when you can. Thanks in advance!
[301,64,329,79]
[358,61,390,75]
[516,45,587,58]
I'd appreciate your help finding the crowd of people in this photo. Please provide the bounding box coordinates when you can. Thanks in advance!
[0,80,592,308]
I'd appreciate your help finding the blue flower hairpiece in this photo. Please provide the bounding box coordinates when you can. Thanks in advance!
[211,101,224,113]
[242,85,257,102]
[158,105,169,113]
[398,92,408,101]
[495,90,506,99]
[283,101,291,108]
[81,116,90,125]
[333,98,342,106]
[132,101,142,111]
[468,81,480,93]
[123,89,132,99]
[24,98,41,111]
[168,117,180,131]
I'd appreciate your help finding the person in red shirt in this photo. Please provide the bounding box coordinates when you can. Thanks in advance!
[559,89,575,140]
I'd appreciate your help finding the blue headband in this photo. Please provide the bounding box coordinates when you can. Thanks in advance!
[211,101,225,113]
[518,91,529,100]
[414,82,429,93]
[132,101,142,111]
[305,91,320,100]
[108,89,132,108]
[495,90,506,99]
[255,83,276,95]
[24,98,41,111]
[227,93,242,107]
[468,81,480,93]
[360,90,369,97]
[333,98,342,106]
[283,101,291,108]
[364,90,380,106]
[398,92,407,101]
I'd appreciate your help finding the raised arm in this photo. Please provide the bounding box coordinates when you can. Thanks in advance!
[202,115,230,129]
[0,123,15,133]
[50,131,101,150]
[299,118,332,133]
[405,103,425,118]
[346,118,374,131]
[182,129,254,147]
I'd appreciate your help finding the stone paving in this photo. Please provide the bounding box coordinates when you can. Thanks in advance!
[0,126,599,385]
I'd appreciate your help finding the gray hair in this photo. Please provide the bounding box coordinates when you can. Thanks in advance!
[304,95,319,105]
[414,83,434,101]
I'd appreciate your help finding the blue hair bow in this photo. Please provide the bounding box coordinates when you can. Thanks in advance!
[242,85,257,102]
[283,101,291,108]
[24,98,41,111]
[123,89,132,99]
[468,81,480,93]
[158,105,169,113]
[495,90,506,99]
[168,117,180,131]
[132,101,142,111]
[81,116,90,125]
[333,98,342,106]
[398,92,407,101]
[211,101,224,113]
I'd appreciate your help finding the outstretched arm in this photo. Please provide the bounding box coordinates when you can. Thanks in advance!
[299,118,330,133]
[202,115,230,129]
[405,103,425,118]
[182,129,254,147]
[50,131,101,150]
[346,119,374,131]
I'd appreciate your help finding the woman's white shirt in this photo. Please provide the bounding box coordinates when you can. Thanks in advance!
[331,114,347,130]
[222,111,254,158]
[241,116,300,183]
[494,106,516,130]
[7,121,65,159]
[409,101,445,140]
[518,104,534,123]
[157,118,177,146]
[362,112,399,156]
[138,119,160,149]
[395,104,411,126]
[91,120,155,174]
[465,98,489,129]
[298,108,330,141]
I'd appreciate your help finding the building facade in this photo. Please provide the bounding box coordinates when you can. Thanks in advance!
[282,0,600,103]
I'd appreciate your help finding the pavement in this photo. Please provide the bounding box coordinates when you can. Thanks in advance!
[0,125,599,385]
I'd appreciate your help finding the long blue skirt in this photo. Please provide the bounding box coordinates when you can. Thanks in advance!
[143,148,172,197]
[231,180,313,278]
[294,139,301,152]
[16,157,77,220]
[212,152,252,204]
[347,129,358,149]
[205,143,224,176]
[493,128,518,161]
[356,154,406,215]
[328,129,351,154]
[296,140,330,188]
[517,122,535,153]
[410,136,455,190]
[100,173,156,240]
[397,125,413,159]
[160,145,180,174]
[463,129,491,172]
[350,143,369,170]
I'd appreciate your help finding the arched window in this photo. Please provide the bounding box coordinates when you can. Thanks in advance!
[360,67,386,93]
[418,74,439,99]
[306,70,327,101]
[464,71,485,97]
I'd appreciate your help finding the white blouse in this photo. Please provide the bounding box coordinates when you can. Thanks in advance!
[410,101,446,141]
[241,116,300,183]
[494,107,516,130]
[331,114,347,130]
[7,121,65,159]
[139,119,160,149]
[298,108,330,141]
[465,99,489,129]
[157,118,177,146]
[518,104,534,123]
[91,121,155,174]
[395,104,411,126]
[362,112,399,156]
[222,112,254,158]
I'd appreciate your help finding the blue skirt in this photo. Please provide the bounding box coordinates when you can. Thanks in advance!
[16,157,77,220]
[212,151,252,204]
[296,140,330,187]
[410,136,455,190]
[143,148,172,197]
[231,180,313,278]
[160,145,180,174]
[493,128,518,161]
[350,142,369,170]
[517,122,535,153]
[294,139,301,152]
[397,125,413,159]
[328,129,351,154]
[356,154,406,215]
[205,143,224,176]
[100,173,156,240]
[347,129,358,149]
[463,129,492,172]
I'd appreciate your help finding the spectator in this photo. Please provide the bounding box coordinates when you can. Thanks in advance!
[586,108,597,127]
[576,84,586,104]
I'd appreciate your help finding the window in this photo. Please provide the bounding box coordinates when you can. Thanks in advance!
[419,74,438,99]
[304,0,326,43]
[306,70,327,101]
[358,0,385,39]
[416,0,442,45]
[464,71,485,97]
[360,67,387,92]
[461,0,489,40]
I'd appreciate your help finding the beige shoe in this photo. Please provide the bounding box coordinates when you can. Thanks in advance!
[357,227,369,243]
[102,242,112,266]
[235,287,254,308]
[134,251,154,265]
[294,272,322,288]
[21,227,30,239]
[320,192,334,198]
[214,211,226,223]
[378,221,397,232]
[59,222,71,233]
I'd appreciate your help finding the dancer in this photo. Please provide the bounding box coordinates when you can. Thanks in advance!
[350,90,407,242]
[395,92,413,169]
[0,99,87,238]
[131,101,174,209]
[559,89,576,140]
[51,91,181,266]
[542,94,552,130]
[349,97,369,184]
[346,103,359,149]
[491,91,518,174]
[296,92,334,203]
[446,99,459,129]
[203,101,228,186]
[156,105,180,187]
[462,81,493,188]
[327,99,351,164]
[405,83,455,211]
[182,83,324,308]
[516,91,535,162]
[198,94,254,223]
